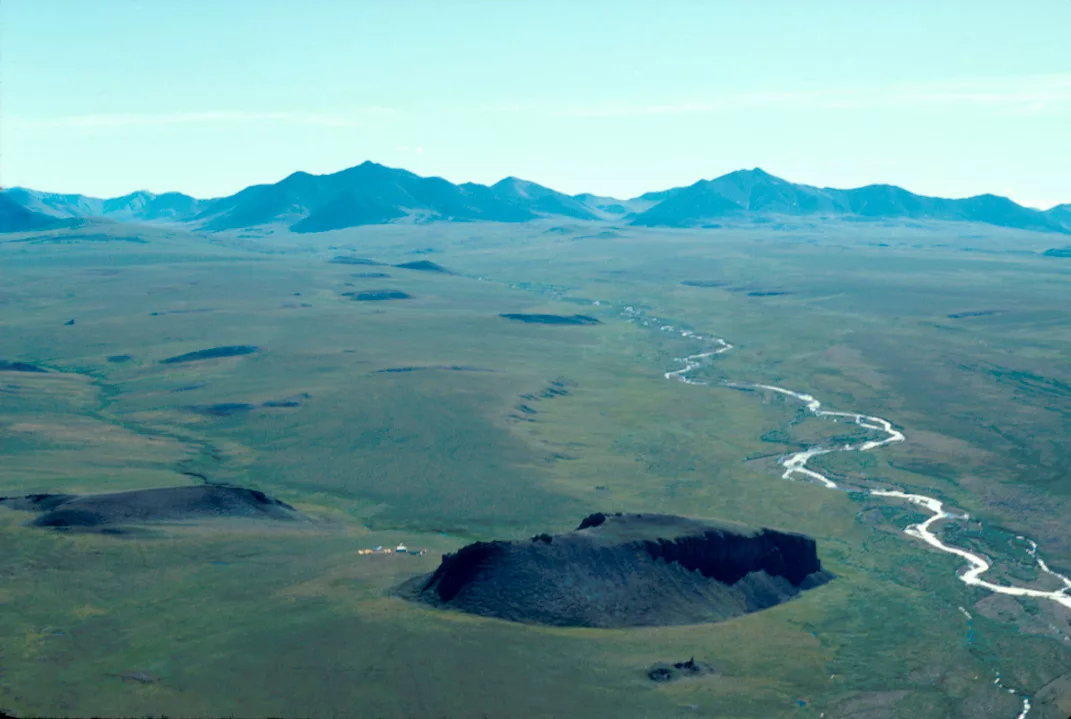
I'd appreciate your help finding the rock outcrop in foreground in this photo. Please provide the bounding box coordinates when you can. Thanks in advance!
[405,512,832,627]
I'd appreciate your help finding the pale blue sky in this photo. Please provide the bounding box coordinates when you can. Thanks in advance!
[2,0,1069,207]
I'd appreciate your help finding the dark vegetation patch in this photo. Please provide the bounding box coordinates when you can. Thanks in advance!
[511,377,576,422]
[647,658,717,682]
[263,393,310,408]
[0,485,298,530]
[172,382,206,393]
[722,286,795,297]
[150,308,213,317]
[974,363,1071,401]
[759,429,794,444]
[1042,247,1071,257]
[575,230,622,240]
[342,289,412,301]
[500,313,601,325]
[0,493,78,512]
[12,233,146,245]
[947,309,1005,319]
[351,272,391,278]
[187,403,256,417]
[394,260,453,274]
[159,345,259,364]
[376,366,492,374]
[106,354,133,363]
[328,256,383,265]
[0,360,47,373]
[681,280,728,288]
[544,452,577,463]
[403,512,832,628]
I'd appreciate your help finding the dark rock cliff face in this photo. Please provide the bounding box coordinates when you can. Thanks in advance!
[404,513,832,628]
[639,526,821,586]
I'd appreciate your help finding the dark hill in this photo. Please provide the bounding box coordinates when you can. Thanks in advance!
[0,360,48,372]
[2,188,207,222]
[491,178,600,220]
[159,345,259,364]
[344,289,412,301]
[404,512,832,627]
[196,162,538,232]
[394,259,453,273]
[630,180,746,226]
[328,255,383,265]
[941,194,1062,233]
[0,485,298,529]
[101,191,155,219]
[572,193,635,217]
[0,194,74,233]
[121,191,207,221]
[631,169,1069,233]
[1045,203,1071,230]
[4,188,104,217]
[500,313,600,325]
[630,169,840,226]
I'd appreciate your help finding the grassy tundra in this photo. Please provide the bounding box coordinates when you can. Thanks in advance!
[1,218,1069,718]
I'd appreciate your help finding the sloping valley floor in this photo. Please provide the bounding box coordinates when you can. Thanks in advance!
[1,218,1070,718]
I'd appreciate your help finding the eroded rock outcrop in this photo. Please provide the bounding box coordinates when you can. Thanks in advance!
[0,485,298,530]
[404,512,832,627]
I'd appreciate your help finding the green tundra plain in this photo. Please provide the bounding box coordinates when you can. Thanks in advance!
[1,218,1070,718]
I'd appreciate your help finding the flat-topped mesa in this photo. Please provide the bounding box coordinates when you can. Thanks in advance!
[406,512,831,628]
[0,485,299,530]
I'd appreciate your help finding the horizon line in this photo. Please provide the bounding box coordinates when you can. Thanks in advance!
[3,161,1066,212]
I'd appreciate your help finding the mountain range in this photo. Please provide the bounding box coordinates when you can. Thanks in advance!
[4,162,1069,235]
[0,193,76,233]
[1048,203,1071,227]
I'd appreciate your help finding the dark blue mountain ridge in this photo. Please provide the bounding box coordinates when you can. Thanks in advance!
[197,162,544,231]
[4,187,210,222]
[629,168,1068,233]
[490,177,600,220]
[0,193,78,233]
[3,162,1067,234]
[1046,203,1071,230]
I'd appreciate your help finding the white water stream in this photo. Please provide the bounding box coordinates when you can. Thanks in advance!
[623,307,1071,716]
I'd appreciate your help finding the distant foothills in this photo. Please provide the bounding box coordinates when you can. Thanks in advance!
[2,161,1069,235]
